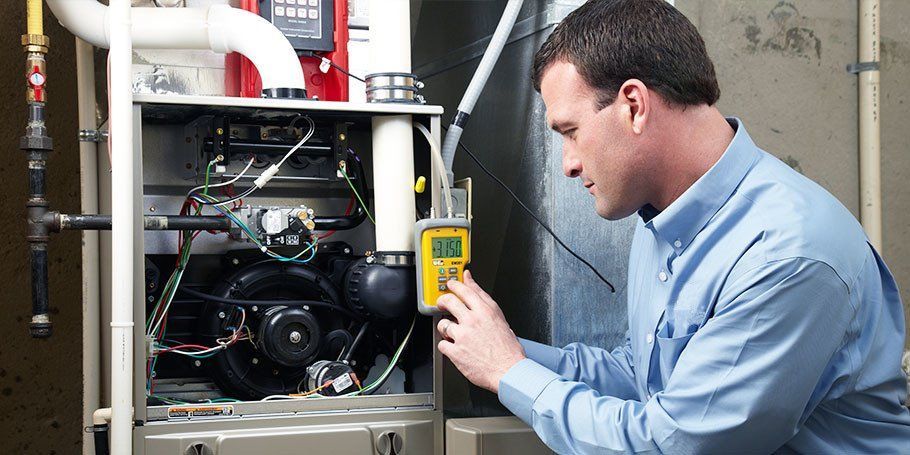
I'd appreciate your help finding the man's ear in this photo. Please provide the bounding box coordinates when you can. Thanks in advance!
[617,79,649,135]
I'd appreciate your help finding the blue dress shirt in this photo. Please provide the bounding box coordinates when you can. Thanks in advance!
[498,119,910,454]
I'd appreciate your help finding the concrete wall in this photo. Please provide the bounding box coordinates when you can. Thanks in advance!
[677,0,910,348]
[0,3,84,454]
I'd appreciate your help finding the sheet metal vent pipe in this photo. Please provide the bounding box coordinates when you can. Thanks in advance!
[21,0,53,338]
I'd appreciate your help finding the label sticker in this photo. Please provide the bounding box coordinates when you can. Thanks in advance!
[167,405,234,419]
[332,373,354,393]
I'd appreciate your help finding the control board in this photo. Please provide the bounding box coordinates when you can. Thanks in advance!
[260,0,335,51]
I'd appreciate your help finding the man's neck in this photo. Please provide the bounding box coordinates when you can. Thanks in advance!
[649,106,735,211]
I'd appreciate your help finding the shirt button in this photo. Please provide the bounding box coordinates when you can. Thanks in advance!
[658,271,668,282]
[646,333,654,344]
[674,239,682,248]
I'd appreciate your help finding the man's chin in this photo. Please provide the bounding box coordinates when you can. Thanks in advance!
[594,201,635,221]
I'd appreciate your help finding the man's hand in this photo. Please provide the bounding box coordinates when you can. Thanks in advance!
[436,270,526,393]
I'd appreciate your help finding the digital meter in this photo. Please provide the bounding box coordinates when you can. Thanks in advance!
[415,218,471,315]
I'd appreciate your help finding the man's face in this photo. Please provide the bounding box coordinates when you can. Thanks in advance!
[540,61,648,220]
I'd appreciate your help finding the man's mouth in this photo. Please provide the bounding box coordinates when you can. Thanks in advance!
[584,181,595,194]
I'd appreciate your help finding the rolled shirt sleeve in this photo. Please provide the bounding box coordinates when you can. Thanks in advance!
[499,258,854,454]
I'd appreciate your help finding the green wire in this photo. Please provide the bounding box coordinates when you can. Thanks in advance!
[340,166,375,225]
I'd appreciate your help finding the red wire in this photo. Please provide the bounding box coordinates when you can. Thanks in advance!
[319,196,356,240]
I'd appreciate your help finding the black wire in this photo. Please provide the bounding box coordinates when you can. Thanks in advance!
[193,186,256,206]
[177,287,365,320]
[344,321,370,362]
[299,51,367,83]
[449,132,616,292]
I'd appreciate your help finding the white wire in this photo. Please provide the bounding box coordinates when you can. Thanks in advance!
[414,123,455,218]
[187,156,256,196]
[276,116,316,168]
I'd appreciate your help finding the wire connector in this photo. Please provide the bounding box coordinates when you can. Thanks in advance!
[254,164,280,189]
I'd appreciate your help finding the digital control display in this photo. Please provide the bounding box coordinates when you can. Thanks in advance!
[431,237,462,258]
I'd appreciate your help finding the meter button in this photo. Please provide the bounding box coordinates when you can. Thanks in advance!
[448,268,458,274]
[437,276,447,283]
[449,276,458,282]
[275,6,285,16]
[309,9,318,19]
[309,0,318,5]
[438,284,447,291]
[438,268,445,275]
[286,7,296,17]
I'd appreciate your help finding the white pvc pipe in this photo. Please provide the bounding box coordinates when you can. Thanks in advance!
[369,0,416,251]
[76,37,101,455]
[859,0,882,250]
[108,1,134,453]
[45,0,305,91]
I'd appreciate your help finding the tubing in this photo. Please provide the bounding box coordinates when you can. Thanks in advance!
[415,122,453,217]
[27,0,43,35]
[44,0,305,93]
[440,0,524,183]
[108,1,134,453]
[858,0,882,250]
[77,36,101,455]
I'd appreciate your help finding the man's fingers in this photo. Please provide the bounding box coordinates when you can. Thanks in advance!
[436,294,470,320]
[438,339,456,358]
[446,279,488,313]
[437,318,461,341]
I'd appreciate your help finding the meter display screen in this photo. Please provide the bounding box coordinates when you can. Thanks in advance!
[431,237,462,258]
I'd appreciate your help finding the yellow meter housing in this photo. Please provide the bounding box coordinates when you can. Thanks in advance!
[415,218,471,315]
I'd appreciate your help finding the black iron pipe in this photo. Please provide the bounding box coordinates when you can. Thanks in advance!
[92,424,110,455]
[50,213,233,232]
[22,101,53,338]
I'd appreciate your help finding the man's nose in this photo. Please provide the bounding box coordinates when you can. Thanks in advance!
[563,147,582,178]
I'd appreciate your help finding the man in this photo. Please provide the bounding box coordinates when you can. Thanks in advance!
[435,0,910,453]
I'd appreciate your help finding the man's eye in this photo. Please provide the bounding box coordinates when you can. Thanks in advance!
[565,129,577,139]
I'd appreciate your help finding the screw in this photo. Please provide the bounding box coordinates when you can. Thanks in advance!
[231,258,240,266]
[273,369,279,376]
[216,128,224,135]
[289,331,301,344]
[343,247,351,254]
[252,357,259,365]
[147,295,154,302]
[339,133,346,141]
[194,360,202,367]
[216,154,224,162]
[185,162,193,170]
[252,306,259,312]
[303,305,310,311]
[261,132,268,139]
[218,311,226,319]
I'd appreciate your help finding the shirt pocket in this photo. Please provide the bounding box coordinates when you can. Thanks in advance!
[669,282,710,337]
[654,321,696,386]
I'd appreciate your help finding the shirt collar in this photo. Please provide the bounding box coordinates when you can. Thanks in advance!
[643,118,760,253]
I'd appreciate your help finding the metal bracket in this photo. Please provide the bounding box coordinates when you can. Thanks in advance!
[78,129,109,143]
[847,61,880,74]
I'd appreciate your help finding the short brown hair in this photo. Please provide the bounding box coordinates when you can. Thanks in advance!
[532,0,720,108]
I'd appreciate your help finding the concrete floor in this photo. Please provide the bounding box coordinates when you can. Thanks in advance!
[0,1,907,453]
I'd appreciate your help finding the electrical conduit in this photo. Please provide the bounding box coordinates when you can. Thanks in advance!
[858,0,882,250]
[440,0,524,184]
